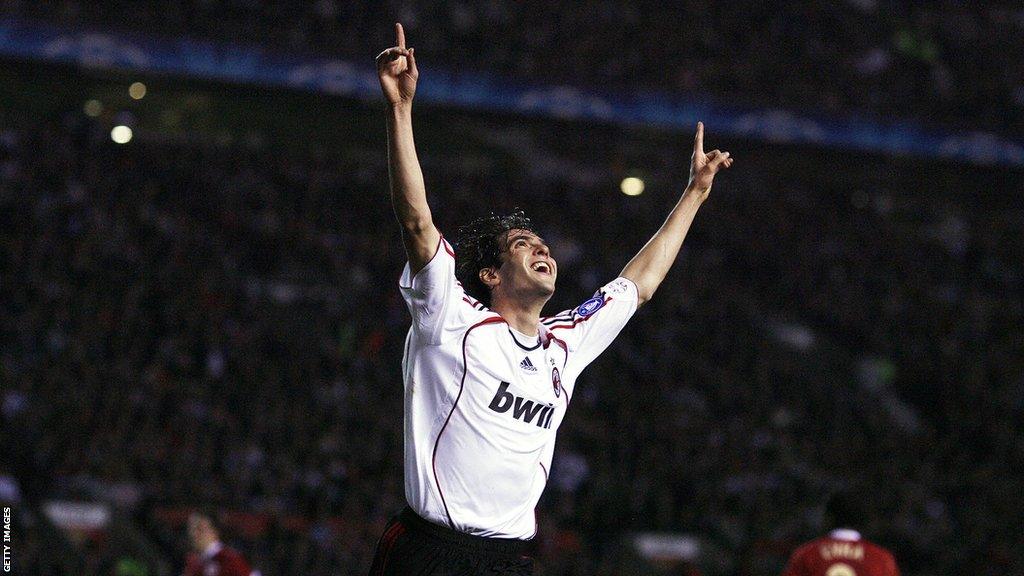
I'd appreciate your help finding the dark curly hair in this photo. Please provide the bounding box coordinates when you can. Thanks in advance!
[453,210,538,308]
[825,487,868,529]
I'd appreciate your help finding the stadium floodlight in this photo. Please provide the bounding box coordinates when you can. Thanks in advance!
[620,176,645,196]
[129,82,147,100]
[83,99,103,117]
[111,125,133,144]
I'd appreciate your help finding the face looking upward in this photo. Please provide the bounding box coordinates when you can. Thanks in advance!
[485,229,557,305]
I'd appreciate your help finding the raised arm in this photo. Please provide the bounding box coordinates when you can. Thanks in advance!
[376,23,440,274]
[620,122,733,305]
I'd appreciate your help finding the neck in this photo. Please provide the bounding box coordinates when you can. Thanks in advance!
[197,537,220,555]
[829,528,861,541]
[490,298,545,336]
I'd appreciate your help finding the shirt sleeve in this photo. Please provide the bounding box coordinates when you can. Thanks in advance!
[886,551,901,576]
[220,550,253,576]
[399,235,486,345]
[182,555,200,576]
[779,548,807,576]
[542,277,639,375]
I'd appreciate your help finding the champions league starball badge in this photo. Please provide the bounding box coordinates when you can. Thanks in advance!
[552,367,561,397]
[577,295,605,317]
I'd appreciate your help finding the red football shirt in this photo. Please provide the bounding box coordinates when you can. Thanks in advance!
[183,542,253,576]
[782,530,899,576]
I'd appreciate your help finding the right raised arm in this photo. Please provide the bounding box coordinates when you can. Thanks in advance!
[376,22,440,274]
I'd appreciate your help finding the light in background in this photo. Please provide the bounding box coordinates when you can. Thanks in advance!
[621,176,645,196]
[83,99,103,117]
[111,125,133,144]
[129,82,147,100]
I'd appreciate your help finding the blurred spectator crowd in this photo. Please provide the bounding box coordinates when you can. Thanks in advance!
[2,0,1024,138]
[1,98,1022,576]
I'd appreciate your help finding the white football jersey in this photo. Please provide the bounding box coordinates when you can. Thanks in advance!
[398,236,638,539]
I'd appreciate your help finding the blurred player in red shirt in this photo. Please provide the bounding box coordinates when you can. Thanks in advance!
[782,491,900,576]
[182,511,257,576]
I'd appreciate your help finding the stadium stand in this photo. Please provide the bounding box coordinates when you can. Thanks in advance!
[2,83,1021,574]
[2,2,1023,573]
[3,0,1024,138]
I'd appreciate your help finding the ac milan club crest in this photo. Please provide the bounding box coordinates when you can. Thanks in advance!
[551,367,561,397]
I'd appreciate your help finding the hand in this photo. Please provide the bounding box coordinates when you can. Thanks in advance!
[686,122,733,201]
[375,23,418,106]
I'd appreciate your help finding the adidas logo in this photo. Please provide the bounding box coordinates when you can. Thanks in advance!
[519,357,538,373]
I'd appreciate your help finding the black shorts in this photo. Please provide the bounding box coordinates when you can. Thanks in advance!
[368,507,534,576]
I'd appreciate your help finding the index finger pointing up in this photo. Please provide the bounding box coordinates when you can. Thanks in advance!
[694,121,704,156]
[396,22,406,49]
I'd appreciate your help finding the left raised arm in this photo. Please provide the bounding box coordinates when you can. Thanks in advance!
[620,122,733,306]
